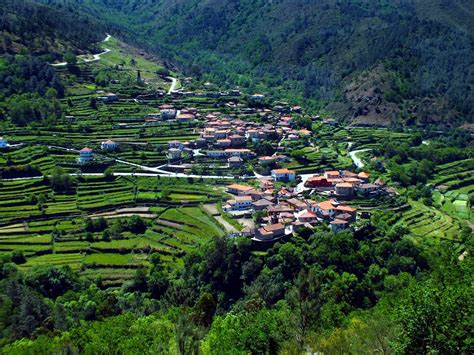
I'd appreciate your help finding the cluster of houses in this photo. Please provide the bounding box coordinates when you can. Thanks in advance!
[162,107,312,168]
[224,177,360,241]
[146,105,198,124]
[304,170,390,197]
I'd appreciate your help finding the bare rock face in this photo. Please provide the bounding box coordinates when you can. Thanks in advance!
[328,65,400,127]
[328,65,463,127]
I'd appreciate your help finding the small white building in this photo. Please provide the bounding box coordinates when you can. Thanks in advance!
[101,139,118,151]
[0,137,8,148]
[223,196,253,212]
[78,147,93,164]
[271,168,296,182]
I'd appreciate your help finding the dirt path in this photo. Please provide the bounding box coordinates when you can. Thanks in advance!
[202,204,219,216]
[51,34,111,67]
[240,218,255,229]
[215,216,238,233]
[93,213,158,219]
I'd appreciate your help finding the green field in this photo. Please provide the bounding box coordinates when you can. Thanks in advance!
[0,174,228,284]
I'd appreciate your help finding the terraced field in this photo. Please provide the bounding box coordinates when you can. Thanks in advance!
[0,174,229,285]
[399,200,463,241]
[430,158,474,224]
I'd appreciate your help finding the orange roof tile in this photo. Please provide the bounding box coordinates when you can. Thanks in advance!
[335,205,357,213]
[226,184,253,191]
[318,200,335,210]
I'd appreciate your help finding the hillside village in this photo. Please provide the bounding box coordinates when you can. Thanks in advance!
[0,34,469,287]
[0,1,471,351]
[56,86,398,241]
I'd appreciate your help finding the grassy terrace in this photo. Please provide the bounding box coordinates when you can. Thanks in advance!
[397,200,464,243]
[430,158,474,225]
[0,175,229,285]
[391,156,474,249]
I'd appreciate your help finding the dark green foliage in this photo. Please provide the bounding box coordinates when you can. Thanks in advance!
[394,252,473,353]
[84,217,108,233]
[0,55,64,126]
[47,167,77,193]
[0,56,64,98]
[0,0,105,55]
[0,165,42,179]
[25,265,77,299]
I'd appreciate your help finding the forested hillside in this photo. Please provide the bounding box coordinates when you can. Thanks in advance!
[0,0,105,56]
[0,0,107,128]
[44,0,474,127]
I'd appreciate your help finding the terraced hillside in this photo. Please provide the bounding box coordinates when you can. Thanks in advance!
[0,175,230,285]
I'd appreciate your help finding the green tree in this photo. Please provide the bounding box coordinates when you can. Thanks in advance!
[64,51,77,65]
[25,265,77,299]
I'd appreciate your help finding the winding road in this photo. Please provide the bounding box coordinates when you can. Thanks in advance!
[349,149,371,168]
[167,77,178,94]
[51,34,112,67]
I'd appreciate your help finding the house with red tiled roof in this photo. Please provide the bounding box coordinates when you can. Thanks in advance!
[268,203,294,216]
[313,200,337,218]
[330,219,350,232]
[252,198,274,211]
[324,170,340,179]
[226,184,254,195]
[78,147,93,164]
[256,223,286,240]
[341,170,358,178]
[287,198,308,211]
[357,183,380,196]
[177,113,196,122]
[296,209,319,224]
[305,176,332,188]
[334,205,357,222]
[358,171,370,181]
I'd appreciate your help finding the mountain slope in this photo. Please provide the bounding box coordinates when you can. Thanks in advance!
[46,0,474,127]
[0,0,105,57]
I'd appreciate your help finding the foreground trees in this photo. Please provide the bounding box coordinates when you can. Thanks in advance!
[0,225,471,353]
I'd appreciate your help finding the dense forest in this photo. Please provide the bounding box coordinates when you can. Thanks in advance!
[0,0,105,127]
[42,0,474,127]
[0,0,105,56]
